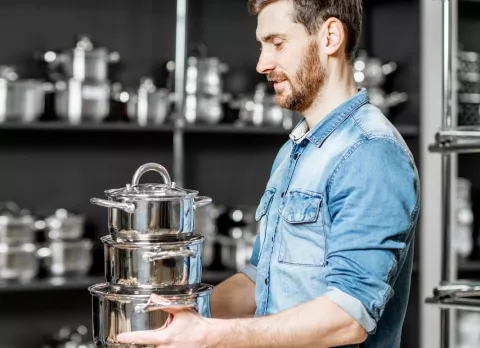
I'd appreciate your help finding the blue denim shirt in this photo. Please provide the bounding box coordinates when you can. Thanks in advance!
[240,89,420,348]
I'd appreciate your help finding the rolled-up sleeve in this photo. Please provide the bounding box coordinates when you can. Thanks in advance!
[325,138,420,334]
[238,233,261,283]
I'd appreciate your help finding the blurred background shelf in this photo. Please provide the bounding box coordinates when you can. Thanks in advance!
[0,269,236,293]
[0,121,176,133]
[0,122,419,137]
[0,276,104,292]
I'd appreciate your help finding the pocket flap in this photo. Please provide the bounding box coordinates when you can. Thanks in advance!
[255,188,276,221]
[280,189,323,224]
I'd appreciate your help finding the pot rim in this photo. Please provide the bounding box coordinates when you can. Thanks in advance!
[88,282,214,300]
[101,234,204,248]
[104,183,199,201]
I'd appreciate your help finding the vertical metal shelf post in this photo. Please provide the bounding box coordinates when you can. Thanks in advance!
[438,0,458,346]
[173,0,188,187]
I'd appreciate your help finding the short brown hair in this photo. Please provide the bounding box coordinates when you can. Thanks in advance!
[248,0,362,60]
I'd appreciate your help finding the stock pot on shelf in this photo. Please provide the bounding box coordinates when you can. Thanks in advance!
[89,282,213,348]
[90,163,212,242]
[102,234,203,289]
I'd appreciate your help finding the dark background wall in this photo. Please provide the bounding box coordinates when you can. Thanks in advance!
[0,0,421,347]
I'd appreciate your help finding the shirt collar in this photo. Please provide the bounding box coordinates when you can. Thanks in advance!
[289,88,370,147]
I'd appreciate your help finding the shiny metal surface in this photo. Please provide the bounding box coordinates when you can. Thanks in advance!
[0,214,36,244]
[55,79,111,123]
[108,198,196,241]
[90,198,135,214]
[43,208,85,240]
[0,243,39,280]
[89,283,212,348]
[91,163,212,241]
[440,0,457,346]
[102,235,203,288]
[131,163,171,189]
[42,35,120,82]
[40,239,93,277]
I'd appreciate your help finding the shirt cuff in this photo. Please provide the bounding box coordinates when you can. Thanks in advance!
[238,263,257,283]
[324,286,377,334]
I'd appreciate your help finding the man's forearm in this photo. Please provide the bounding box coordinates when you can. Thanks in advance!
[210,273,256,319]
[213,295,368,348]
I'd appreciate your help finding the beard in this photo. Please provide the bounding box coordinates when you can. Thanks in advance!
[267,40,327,112]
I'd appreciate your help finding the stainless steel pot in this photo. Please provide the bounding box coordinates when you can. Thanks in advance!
[91,163,212,242]
[54,79,111,124]
[43,208,85,240]
[89,283,213,348]
[38,239,93,277]
[0,243,39,281]
[102,234,203,288]
[127,77,171,126]
[217,228,256,271]
[0,214,36,244]
[0,66,46,123]
[40,35,120,82]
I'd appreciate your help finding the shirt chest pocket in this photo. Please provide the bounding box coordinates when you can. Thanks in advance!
[278,189,326,267]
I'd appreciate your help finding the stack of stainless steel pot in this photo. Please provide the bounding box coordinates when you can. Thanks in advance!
[39,35,120,124]
[37,208,93,278]
[89,162,214,348]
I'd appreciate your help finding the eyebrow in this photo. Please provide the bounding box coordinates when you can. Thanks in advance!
[256,33,287,43]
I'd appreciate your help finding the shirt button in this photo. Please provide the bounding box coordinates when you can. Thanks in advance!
[293,153,299,160]
[265,278,269,285]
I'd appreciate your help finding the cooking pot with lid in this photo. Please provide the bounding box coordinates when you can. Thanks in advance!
[90,162,212,242]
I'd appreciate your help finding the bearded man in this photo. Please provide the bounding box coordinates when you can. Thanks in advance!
[118,1,420,347]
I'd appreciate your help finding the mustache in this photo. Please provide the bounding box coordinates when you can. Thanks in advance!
[267,71,289,82]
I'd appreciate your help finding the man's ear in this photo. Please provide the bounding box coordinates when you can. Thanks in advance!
[317,17,346,57]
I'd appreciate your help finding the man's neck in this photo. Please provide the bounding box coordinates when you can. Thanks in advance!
[302,64,358,130]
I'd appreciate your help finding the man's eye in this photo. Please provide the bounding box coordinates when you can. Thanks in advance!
[273,42,283,49]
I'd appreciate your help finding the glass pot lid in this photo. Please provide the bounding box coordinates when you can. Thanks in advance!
[104,163,198,200]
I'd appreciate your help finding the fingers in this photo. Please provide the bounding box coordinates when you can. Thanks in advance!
[117,330,167,345]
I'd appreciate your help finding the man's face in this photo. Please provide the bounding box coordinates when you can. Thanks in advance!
[256,1,327,112]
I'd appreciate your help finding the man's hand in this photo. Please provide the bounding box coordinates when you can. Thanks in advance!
[117,305,222,348]
[116,294,367,348]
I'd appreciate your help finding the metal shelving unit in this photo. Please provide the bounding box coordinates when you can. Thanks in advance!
[425,0,480,347]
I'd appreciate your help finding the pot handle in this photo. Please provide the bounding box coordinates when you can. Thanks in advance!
[142,249,197,262]
[135,296,197,314]
[194,196,212,209]
[131,163,172,187]
[90,198,136,214]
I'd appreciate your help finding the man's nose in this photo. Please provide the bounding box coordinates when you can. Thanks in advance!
[256,50,276,74]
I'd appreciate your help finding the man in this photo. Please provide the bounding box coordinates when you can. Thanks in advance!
[118,0,420,347]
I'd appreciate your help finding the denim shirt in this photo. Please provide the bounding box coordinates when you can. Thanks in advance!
[240,89,420,348]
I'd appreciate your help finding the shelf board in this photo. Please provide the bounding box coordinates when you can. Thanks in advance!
[0,269,236,293]
[0,121,175,133]
[459,261,480,272]
[183,123,419,137]
[0,275,104,292]
[182,124,291,135]
[0,122,419,137]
